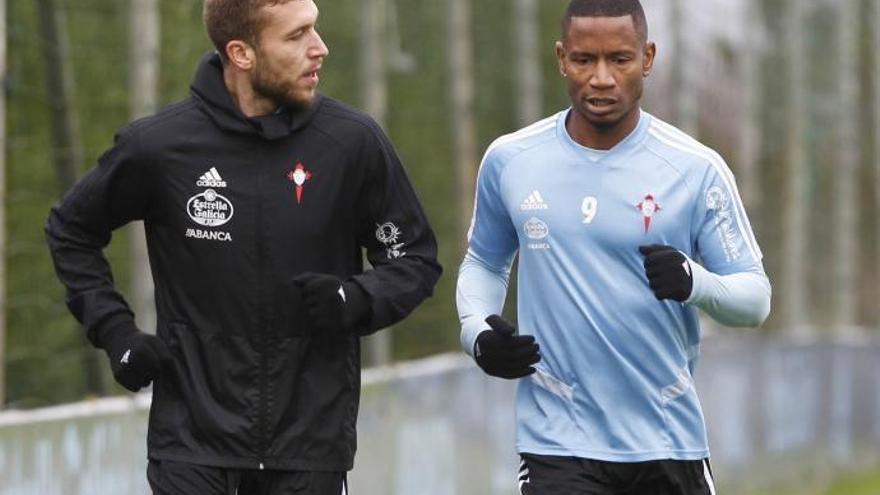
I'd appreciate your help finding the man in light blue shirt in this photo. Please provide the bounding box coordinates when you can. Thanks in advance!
[456,1,771,493]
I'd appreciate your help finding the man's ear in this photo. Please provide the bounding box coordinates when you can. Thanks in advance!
[555,40,567,77]
[642,41,656,77]
[226,40,256,71]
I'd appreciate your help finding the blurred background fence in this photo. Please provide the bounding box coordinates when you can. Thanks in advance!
[1,0,880,492]
[3,338,880,495]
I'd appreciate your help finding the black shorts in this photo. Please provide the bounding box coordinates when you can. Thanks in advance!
[147,460,348,495]
[517,453,716,495]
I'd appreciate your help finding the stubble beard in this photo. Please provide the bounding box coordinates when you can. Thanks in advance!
[252,61,314,112]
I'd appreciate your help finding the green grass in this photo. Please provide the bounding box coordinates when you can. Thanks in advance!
[747,467,880,495]
[824,469,880,495]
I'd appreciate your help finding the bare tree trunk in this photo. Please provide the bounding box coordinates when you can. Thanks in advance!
[0,0,6,407]
[361,0,387,122]
[781,0,810,336]
[449,0,477,251]
[36,0,107,396]
[515,0,541,126]
[129,0,159,126]
[873,0,880,332]
[129,0,159,335]
[360,0,391,367]
[669,0,698,134]
[855,0,878,333]
[832,0,860,334]
[738,0,763,211]
[36,0,80,188]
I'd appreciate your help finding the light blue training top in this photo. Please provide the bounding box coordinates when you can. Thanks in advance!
[457,108,769,462]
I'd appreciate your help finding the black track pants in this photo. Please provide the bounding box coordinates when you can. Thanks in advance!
[517,453,716,495]
[147,460,348,495]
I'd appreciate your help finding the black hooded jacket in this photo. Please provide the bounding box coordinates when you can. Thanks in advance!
[45,52,441,470]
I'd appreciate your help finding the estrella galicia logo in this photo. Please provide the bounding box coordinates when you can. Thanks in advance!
[524,217,549,240]
[187,188,234,227]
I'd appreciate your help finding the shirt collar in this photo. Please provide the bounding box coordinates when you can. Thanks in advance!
[556,108,651,163]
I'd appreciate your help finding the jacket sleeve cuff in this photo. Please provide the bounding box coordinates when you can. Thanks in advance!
[343,281,374,336]
[92,313,139,352]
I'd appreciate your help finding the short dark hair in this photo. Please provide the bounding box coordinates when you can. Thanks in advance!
[203,0,297,61]
[561,0,648,44]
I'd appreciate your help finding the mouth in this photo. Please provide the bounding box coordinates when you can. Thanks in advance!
[585,97,618,113]
[302,67,321,85]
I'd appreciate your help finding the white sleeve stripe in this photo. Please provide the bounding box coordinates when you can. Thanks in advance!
[651,117,739,186]
[466,116,558,242]
[651,128,763,261]
[648,119,762,259]
[648,126,762,261]
[650,126,761,261]
[652,120,744,210]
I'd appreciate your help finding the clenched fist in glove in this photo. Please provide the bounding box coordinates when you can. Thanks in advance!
[639,244,693,302]
[474,315,541,379]
[293,272,371,335]
[98,321,172,392]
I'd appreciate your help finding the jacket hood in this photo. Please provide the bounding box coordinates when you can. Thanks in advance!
[190,51,323,140]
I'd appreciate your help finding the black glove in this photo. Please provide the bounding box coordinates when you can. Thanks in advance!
[473,315,540,379]
[98,321,171,392]
[293,273,371,335]
[639,244,693,302]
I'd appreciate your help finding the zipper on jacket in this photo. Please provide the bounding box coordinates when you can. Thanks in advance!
[255,157,270,469]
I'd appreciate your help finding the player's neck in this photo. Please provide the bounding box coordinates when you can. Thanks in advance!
[566,108,640,150]
[223,67,277,118]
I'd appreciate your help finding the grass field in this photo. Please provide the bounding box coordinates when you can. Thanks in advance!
[748,468,880,495]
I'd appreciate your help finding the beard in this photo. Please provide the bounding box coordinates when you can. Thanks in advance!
[251,59,315,112]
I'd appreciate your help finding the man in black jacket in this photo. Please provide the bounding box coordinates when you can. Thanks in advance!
[45,0,442,493]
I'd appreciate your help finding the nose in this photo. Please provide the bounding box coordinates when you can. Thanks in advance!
[311,30,329,58]
[590,60,615,88]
